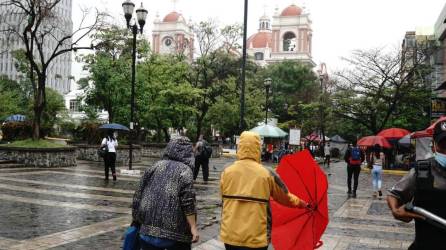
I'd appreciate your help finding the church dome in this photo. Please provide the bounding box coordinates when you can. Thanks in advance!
[163,11,183,22]
[247,32,272,48]
[280,4,303,16]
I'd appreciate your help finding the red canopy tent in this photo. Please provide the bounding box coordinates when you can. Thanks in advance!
[412,130,431,139]
[426,116,446,134]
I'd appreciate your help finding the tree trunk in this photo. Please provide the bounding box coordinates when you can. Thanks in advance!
[32,77,46,140]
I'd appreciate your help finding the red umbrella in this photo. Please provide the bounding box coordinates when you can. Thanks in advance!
[271,150,329,250]
[357,135,392,148]
[377,128,410,139]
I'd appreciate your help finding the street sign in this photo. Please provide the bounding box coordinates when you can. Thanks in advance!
[431,98,446,118]
[289,129,301,145]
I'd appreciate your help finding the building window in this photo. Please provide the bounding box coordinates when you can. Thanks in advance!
[69,99,79,112]
[254,52,264,60]
[283,32,297,52]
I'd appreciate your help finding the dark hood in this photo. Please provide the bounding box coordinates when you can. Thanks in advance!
[163,136,194,168]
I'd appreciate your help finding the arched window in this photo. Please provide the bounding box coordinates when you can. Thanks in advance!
[283,32,297,52]
[254,52,264,60]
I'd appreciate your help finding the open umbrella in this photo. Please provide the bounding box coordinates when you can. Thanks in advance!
[98,123,129,131]
[250,124,288,138]
[377,128,410,139]
[4,114,26,122]
[357,135,392,148]
[271,150,329,250]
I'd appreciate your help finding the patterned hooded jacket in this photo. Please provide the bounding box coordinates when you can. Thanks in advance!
[132,136,196,243]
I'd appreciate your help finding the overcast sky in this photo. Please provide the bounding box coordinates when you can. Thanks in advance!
[71,0,446,80]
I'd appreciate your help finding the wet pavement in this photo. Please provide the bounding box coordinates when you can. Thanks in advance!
[0,156,415,250]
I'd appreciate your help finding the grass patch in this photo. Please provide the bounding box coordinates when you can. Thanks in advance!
[3,139,69,148]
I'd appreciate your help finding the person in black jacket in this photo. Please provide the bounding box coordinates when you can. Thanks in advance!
[387,121,446,250]
[344,142,365,198]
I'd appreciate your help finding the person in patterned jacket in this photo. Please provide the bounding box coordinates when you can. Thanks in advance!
[131,136,199,250]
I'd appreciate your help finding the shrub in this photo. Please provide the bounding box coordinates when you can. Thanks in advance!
[72,122,102,145]
[1,121,33,141]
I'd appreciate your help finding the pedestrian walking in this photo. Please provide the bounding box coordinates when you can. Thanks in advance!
[371,144,384,198]
[193,135,212,184]
[101,130,118,181]
[344,142,365,198]
[131,136,199,250]
[323,142,331,168]
[387,120,446,249]
[220,131,309,250]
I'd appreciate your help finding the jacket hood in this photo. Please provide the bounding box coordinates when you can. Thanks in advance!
[163,136,194,168]
[237,131,261,162]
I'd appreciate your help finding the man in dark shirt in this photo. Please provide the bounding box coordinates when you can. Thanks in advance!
[344,142,365,198]
[387,121,446,250]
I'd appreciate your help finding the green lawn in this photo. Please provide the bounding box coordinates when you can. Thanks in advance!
[2,139,69,148]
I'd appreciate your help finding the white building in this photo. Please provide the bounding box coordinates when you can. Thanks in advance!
[0,0,73,94]
[64,81,108,122]
[247,4,315,67]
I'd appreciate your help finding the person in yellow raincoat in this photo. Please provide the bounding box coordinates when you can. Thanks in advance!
[220,131,308,250]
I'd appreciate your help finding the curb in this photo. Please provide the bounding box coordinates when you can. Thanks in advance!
[361,167,408,176]
[222,153,236,158]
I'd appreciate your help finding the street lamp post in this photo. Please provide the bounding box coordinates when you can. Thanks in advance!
[122,0,148,170]
[239,0,248,132]
[264,78,272,125]
[318,72,326,147]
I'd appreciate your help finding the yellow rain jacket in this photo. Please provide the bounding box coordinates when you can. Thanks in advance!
[219,131,301,248]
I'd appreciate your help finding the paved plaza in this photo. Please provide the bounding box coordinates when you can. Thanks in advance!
[0,156,415,250]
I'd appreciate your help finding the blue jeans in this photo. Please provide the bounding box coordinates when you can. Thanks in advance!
[372,167,382,191]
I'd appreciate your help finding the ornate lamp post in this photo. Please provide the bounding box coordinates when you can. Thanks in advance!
[264,78,272,125]
[318,71,326,147]
[122,0,148,170]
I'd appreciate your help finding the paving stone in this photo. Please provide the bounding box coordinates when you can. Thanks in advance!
[0,157,418,249]
[0,200,119,240]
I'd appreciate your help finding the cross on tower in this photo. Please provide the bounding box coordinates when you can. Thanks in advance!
[171,0,179,10]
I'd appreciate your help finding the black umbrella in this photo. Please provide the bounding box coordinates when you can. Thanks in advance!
[98,123,129,131]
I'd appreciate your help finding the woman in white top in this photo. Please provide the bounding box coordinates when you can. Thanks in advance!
[101,130,118,181]
[371,144,385,198]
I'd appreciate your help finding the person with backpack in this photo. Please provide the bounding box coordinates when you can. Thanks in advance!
[344,142,365,198]
[193,135,212,184]
[387,120,446,249]
[101,130,118,181]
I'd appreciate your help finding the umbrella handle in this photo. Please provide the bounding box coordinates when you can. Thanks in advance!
[314,240,323,249]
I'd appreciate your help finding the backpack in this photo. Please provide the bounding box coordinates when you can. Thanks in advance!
[201,143,213,158]
[349,147,362,165]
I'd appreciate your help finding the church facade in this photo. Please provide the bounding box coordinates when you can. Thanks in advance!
[151,11,194,61]
[247,4,315,67]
